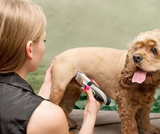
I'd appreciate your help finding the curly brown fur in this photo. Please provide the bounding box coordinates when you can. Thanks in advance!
[51,29,160,134]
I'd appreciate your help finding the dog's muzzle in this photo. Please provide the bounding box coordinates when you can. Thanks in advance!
[133,54,143,63]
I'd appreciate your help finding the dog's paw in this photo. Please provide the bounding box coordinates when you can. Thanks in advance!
[150,127,160,134]
[138,129,151,134]
[122,131,139,134]
[139,127,160,134]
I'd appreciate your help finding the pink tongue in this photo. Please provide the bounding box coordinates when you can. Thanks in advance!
[132,70,147,83]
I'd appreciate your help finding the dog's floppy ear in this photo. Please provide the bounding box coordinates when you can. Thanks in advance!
[145,71,160,87]
[119,50,137,89]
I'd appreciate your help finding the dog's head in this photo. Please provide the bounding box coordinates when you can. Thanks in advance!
[120,29,160,89]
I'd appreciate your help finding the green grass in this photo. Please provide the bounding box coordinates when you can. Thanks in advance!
[27,0,160,112]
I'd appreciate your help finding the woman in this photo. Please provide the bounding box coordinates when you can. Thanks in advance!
[0,0,102,134]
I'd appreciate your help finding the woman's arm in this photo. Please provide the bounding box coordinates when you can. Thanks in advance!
[79,86,102,134]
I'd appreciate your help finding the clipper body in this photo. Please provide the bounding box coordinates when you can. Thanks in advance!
[75,71,111,105]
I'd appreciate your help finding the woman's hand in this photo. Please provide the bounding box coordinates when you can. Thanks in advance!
[43,58,56,88]
[83,83,102,119]
[38,58,56,99]
[79,80,102,134]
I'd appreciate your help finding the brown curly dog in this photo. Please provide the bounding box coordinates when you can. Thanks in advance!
[51,29,160,134]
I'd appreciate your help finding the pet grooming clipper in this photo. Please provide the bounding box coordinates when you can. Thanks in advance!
[75,71,111,105]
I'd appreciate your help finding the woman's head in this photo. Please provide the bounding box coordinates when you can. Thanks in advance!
[0,0,46,73]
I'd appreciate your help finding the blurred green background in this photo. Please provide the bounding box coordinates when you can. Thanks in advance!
[27,0,160,112]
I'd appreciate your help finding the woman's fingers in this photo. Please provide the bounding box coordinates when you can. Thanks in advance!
[83,85,95,101]
[49,57,56,69]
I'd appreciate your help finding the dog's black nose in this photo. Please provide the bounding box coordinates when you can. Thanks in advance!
[133,54,143,63]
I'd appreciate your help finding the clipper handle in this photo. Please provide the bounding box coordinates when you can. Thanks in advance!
[87,81,111,105]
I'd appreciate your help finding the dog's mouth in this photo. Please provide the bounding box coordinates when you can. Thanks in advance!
[132,67,147,84]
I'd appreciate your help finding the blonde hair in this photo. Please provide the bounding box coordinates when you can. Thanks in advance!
[0,0,46,73]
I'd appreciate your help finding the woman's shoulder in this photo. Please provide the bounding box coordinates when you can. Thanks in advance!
[27,100,69,134]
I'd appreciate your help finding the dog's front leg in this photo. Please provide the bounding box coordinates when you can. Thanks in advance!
[118,109,139,134]
[136,104,160,134]
[117,95,139,134]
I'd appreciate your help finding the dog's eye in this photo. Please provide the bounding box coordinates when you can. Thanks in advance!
[134,47,137,51]
[151,47,157,54]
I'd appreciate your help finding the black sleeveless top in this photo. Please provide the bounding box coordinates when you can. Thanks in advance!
[0,73,45,134]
